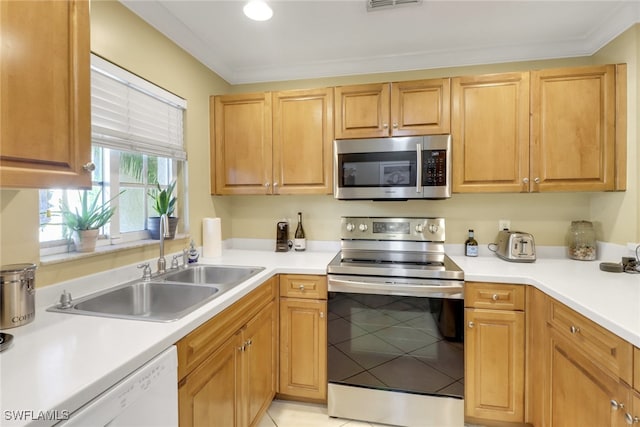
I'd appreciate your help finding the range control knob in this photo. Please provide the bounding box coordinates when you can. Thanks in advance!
[428,223,439,234]
[415,224,424,233]
[346,223,355,232]
[358,223,368,232]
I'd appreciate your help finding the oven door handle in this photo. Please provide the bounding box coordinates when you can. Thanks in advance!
[328,276,464,299]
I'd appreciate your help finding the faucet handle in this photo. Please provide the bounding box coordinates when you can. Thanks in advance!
[171,255,180,270]
[137,263,152,281]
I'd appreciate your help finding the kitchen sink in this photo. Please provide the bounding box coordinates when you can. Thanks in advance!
[47,281,221,322]
[161,265,265,286]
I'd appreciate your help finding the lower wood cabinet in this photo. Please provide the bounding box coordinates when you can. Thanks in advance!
[527,289,635,427]
[177,277,277,427]
[278,275,327,402]
[464,282,525,424]
[547,327,625,427]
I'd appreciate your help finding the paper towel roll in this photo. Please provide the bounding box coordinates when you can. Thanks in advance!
[202,217,222,258]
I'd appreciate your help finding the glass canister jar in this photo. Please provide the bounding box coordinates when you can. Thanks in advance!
[568,220,597,260]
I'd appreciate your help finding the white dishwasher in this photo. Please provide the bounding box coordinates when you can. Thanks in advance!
[57,346,178,427]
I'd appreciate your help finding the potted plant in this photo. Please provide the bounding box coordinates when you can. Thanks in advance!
[147,181,179,240]
[60,190,121,252]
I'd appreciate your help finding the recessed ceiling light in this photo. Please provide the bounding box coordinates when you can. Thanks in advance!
[243,0,273,21]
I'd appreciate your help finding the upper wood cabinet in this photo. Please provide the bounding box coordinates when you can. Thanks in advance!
[334,79,450,139]
[452,72,530,193]
[531,64,622,192]
[272,88,333,194]
[212,88,333,195]
[0,0,91,189]
[453,64,627,193]
[213,92,273,195]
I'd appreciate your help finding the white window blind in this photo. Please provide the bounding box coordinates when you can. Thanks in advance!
[90,54,187,160]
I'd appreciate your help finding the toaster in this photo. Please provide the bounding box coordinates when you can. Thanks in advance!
[494,230,536,262]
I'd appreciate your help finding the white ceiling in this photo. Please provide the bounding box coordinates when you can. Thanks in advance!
[120,0,640,85]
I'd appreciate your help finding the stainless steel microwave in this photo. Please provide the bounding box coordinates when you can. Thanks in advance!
[333,135,451,200]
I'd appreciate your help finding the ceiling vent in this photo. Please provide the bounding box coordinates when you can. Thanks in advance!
[367,0,422,11]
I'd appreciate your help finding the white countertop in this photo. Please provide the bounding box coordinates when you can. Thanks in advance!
[0,246,638,426]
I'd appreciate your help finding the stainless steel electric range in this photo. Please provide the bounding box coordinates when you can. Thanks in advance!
[326,217,465,427]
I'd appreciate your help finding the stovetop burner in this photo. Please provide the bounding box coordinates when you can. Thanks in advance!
[0,332,14,352]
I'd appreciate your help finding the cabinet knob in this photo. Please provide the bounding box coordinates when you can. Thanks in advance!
[625,412,640,424]
[82,162,96,172]
[393,123,398,129]
[570,325,580,334]
[299,284,305,291]
[245,339,252,347]
[468,321,475,328]
[273,182,278,187]
[320,312,324,318]
[611,399,625,411]
[534,177,540,184]
[492,294,499,301]
[238,345,245,352]
[383,123,389,129]
[523,177,530,184]
[264,182,270,187]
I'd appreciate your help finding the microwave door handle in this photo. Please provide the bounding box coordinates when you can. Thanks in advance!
[416,142,422,193]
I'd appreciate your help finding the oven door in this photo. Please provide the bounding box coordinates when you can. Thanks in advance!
[327,274,464,426]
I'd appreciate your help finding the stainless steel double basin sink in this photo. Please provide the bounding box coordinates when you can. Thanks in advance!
[47,265,265,322]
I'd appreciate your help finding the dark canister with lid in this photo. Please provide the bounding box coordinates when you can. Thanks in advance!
[0,263,37,328]
[568,221,597,261]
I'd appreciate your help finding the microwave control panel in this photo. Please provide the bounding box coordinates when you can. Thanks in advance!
[422,150,447,186]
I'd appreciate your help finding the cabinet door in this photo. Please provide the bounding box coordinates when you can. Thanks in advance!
[390,78,450,136]
[272,88,333,194]
[546,328,624,427]
[279,298,327,401]
[179,332,242,427]
[214,93,272,194]
[334,83,390,139]
[242,301,277,427]
[465,308,525,423]
[452,72,530,193]
[531,65,616,192]
[0,0,91,188]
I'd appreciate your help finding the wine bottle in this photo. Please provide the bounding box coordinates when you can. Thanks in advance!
[294,212,306,251]
[465,229,478,257]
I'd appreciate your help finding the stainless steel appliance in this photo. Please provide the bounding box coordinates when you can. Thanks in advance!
[492,230,536,262]
[326,217,464,427]
[333,135,451,200]
[0,263,36,329]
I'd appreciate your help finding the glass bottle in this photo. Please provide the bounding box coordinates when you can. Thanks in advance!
[294,212,306,251]
[465,229,478,257]
[568,220,596,260]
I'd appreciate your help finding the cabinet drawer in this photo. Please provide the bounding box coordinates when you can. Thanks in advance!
[464,282,525,311]
[176,277,277,381]
[547,298,633,384]
[279,274,327,299]
[635,347,640,392]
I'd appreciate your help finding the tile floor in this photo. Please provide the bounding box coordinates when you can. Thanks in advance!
[258,400,484,427]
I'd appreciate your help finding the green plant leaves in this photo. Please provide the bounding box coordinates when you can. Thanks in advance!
[148,180,177,217]
[59,190,123,231]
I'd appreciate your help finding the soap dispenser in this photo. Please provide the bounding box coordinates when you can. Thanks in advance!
[188,240,199,263]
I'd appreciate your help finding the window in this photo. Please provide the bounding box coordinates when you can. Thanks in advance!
[39,55,187,251]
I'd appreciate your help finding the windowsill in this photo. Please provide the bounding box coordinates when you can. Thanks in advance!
[40,234,191,266]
